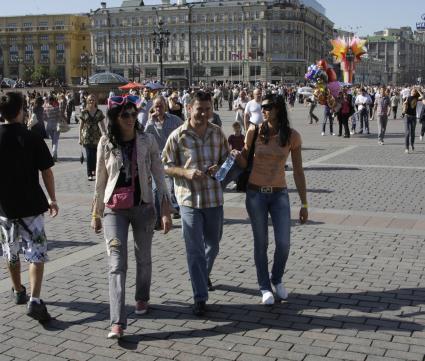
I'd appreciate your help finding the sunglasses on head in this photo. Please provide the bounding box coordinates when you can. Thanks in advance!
[120,110,138,119]
[261,103,274,111]
[108,95,141,110]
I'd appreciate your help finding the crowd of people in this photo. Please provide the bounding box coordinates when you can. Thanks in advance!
[0,79,424,340]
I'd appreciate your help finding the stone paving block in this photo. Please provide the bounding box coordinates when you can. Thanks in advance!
[268,349,305,360]
[203,346,241,360]
[57,349,93,361]
[117,352,157,361]
[385,349,424,361]
[291,344,329,356]
[327,349,367,361]
[143,345,179,359]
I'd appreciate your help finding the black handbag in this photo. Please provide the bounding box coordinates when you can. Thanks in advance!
[236,125,259,192]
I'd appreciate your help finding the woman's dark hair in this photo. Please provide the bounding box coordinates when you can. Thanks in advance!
[107,102,139,148]
[0,92,24,121]
[34,96,44,108]
[260,94,291,147]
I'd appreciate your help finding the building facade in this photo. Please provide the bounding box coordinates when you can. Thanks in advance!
[367,27,425,85]
[90,0,334,86]
[0,14,90,84]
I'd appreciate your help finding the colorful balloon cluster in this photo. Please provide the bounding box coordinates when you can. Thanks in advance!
[305,59,340,109]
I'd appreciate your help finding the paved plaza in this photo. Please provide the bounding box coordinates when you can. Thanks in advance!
[0,104,424,361]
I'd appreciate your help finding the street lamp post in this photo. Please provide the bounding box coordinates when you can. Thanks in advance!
[80,52,93,85]
[11,55,23,80]
[152,20,170,84]
[345,47,355,84]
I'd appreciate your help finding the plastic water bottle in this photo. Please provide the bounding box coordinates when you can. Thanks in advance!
[214,155,235,182]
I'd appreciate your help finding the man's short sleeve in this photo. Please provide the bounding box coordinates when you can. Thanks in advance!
[33,134,54,171]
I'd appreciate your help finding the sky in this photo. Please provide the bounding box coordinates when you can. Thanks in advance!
[1,0,424,37]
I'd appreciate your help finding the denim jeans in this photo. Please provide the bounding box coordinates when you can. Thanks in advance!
[103,203,156,328]
[322,111,334,134]
[180,205,223,302]
[246,189,291,292]
[377,115,388,142]
[84,145,97,177]
[404,115,417,149]
[46,127,60,158]
[359,108,369,132]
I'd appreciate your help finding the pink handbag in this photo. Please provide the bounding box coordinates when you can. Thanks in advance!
[106,144,136,210]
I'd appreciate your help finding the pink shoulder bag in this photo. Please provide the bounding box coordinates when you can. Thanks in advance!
[106,144,137,210]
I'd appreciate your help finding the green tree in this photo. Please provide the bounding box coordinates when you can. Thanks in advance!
[31,65,49,83]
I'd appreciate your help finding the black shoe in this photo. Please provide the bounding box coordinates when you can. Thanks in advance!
[337,134,342,137]
[358,130,363,134]
[192,301,206,316]
[208,278,215,291]
[343,135,350,138]
[172,213,181,220]
[11,286,27,305]
[27,300,52,323]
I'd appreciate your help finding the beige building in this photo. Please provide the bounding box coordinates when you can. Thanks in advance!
[0,14,90,84]
[367,27,425,85]
[89,0,334,86]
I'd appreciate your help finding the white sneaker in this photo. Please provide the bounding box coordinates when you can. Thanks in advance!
[332,133,336,136]
[273,283,288,300]
[261,290,275,305]
[420,136,423,141]
[321,132,325,136]
[350,130,355,135]
[405,149,409,154]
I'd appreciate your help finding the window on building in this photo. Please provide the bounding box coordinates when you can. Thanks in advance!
[6,23,17,32]
[40,35,48,42]
[54,20,65,29]
[56,43,65,62]
[145,67,157,77]
[231,67,241,76]
[249,66,261,77]
[40,44,49,63]
[210,66,224,76]
[38,21,48,30]
[22,22,32,30]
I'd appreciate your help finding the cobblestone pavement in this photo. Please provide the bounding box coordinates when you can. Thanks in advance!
[0,104,424,361]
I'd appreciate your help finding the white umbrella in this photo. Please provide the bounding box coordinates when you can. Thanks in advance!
[297,86,313,95]
[145,82,165,90]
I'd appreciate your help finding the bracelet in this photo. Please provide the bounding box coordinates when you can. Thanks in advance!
[301,203,308,209]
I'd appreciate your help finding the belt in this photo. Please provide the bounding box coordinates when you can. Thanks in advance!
[247,183,287,193]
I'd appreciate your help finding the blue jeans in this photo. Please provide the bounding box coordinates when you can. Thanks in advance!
[46,127,60,158]
[103,204,156,328]
[246,189,291,292]
[359,108,369,132]
[180,206,223,302]
[404,115,417,149]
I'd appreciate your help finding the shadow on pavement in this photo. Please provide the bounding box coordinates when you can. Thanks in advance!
[47,240,97,250]
[48,286,424,345]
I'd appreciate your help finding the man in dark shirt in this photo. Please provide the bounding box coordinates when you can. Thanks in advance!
[0,92,58,323]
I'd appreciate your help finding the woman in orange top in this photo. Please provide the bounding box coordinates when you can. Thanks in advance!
[240,94,308,305]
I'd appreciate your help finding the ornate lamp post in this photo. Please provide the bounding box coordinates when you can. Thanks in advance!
[11,55,23,80]
[80,51,93,85]
[152,20,170,84]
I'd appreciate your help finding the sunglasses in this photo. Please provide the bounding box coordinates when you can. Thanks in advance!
[261,103,274,111]
[108,95,141,110]
[120,111,138,119]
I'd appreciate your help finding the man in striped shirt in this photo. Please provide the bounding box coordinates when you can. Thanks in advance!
[162,91,230,316]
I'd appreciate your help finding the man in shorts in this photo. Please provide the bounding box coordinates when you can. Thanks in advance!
[0,92,58,323]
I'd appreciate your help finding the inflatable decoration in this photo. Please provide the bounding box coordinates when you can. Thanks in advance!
[331,36,367,83]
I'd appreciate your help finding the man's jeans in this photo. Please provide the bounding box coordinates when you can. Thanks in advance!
[180,206,223,302]
[103,204,156,328]
[322,111,334,134]
[377,115,388,142]
[245,189,291,292]
[404,115,417,149]
[359,108,369,132]
[46,127,60,158]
